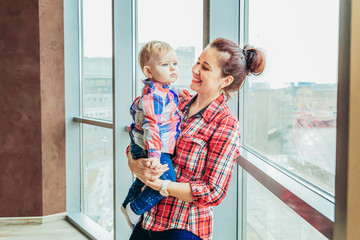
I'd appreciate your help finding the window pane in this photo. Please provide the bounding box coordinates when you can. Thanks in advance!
[137,0,203,95]
[83,125,113,233]
[82,0,113,121]
[244,0,339,194]
[246,174,326,240]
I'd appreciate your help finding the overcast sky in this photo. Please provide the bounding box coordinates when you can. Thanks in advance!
[82,0,339,84]
[82,0,203,59]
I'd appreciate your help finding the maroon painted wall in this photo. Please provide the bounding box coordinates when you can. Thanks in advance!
[0,0,65,217]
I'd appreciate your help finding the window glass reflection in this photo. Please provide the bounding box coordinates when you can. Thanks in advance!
[246,174,327,240]
[245,0,339,194]
[83,125,114,233]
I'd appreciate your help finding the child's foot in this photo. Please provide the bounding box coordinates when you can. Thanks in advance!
[125,203,141,225]
[121,205,134,230]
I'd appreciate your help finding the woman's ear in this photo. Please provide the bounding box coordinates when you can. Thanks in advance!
[143,66,152,78]
[221,76,234,88]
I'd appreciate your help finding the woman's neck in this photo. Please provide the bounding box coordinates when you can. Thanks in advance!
[189,92,222,116]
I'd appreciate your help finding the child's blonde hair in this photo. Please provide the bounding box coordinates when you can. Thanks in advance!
[139,40,173,70]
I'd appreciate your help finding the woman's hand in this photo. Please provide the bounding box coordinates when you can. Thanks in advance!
[127,151,169,184]
[146,178,164,191]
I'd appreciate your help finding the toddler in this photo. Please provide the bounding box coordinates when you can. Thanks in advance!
[121,40,180,229]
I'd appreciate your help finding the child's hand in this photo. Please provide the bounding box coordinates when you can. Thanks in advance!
[179,88,191,98]
[146,157,162,170]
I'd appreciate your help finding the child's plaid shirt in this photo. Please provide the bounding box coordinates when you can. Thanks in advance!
[141,93,241,240]
[129,79,181,158]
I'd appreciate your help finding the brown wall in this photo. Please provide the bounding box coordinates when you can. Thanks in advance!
[0,0,65,217]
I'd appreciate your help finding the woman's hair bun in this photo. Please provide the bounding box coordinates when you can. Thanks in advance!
[207,38,266,100]
[243,44,265,75]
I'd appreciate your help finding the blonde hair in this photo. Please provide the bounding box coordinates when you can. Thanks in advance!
[139,40,173,70]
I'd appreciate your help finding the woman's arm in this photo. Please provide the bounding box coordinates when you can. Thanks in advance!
[146,179,194,203]
[188,117,241,207]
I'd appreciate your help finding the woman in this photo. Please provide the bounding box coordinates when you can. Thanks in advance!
[127,38,265,240]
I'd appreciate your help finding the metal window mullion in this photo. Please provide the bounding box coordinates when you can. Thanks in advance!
[240,169,247,240]
[239,0,248,238]
[203,0,210,48]
[111,0,116,239]
[133,0,138,101]
[78,0,86,214]
[334,0,352,238]
[113,0,135,239]
[238,0,246,239]
[64,0,82,215]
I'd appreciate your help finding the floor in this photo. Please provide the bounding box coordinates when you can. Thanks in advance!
[0,220,89,240]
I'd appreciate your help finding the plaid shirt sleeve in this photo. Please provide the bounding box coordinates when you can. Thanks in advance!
[189,116,241,206]
[138,92,164,158]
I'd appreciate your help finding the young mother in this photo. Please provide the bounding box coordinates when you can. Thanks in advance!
[127,38,265,240]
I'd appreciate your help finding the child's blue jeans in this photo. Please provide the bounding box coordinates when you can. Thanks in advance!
[122,139,176,215]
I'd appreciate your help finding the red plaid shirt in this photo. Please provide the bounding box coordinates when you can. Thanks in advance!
[142,93,241,240]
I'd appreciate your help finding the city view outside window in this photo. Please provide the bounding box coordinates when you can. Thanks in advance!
[83,125,113,233]
[82,0,113,121]
[137,0,204,96]
[244,0,339,195]
[80,0,114,234]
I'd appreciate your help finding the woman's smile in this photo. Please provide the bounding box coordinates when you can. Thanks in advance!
[192,76,201,84]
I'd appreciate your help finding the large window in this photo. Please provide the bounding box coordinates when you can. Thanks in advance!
[244,0,339,195]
